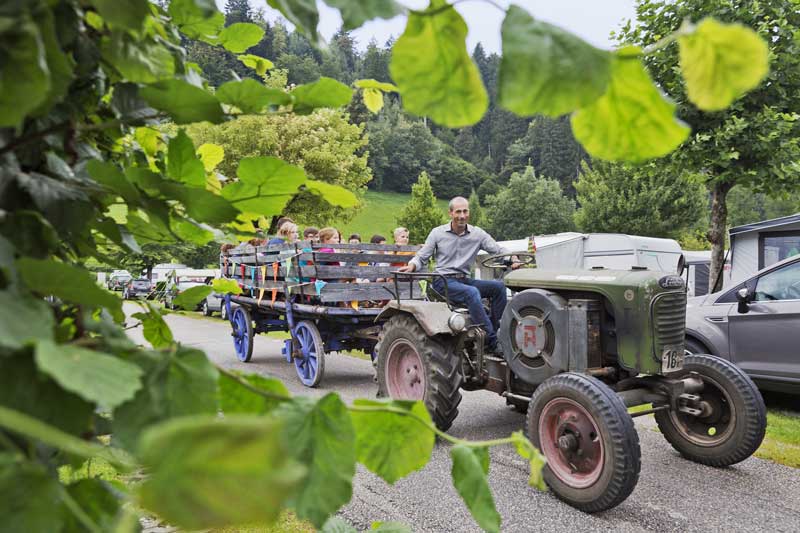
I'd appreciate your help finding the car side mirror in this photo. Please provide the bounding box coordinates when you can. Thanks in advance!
[736,287,751,314]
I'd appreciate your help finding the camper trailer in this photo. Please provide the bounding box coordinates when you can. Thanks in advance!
[476,233,684,280]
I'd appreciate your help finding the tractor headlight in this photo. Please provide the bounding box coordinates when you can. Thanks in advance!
[448,313,467,332]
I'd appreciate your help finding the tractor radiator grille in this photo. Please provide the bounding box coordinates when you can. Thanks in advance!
[651,291,686,355]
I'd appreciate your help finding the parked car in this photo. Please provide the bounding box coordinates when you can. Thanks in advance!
[123,278,153,299]
[201,291,233,319]
[685,254,800,393]
[107,271,132,291]
[164,280,206,310]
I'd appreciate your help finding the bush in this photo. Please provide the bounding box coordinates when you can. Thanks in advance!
[485,167,575,240]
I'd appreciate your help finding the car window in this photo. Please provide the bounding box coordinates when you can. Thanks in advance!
[754,260,800,301]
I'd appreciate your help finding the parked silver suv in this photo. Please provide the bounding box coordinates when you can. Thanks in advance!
[685,255,800,393]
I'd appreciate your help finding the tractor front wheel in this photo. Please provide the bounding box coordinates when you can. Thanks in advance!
[376,314,462,431]
[654,354,766,467]
[526,373,641,513]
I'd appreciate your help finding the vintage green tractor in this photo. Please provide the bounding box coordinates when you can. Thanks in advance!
[374,254,767,512]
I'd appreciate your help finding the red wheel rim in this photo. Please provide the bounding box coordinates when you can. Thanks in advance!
[538,398,604,488]
[385,339,425,400]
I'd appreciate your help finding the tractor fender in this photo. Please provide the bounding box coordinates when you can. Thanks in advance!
[498,289,570,385]
[376,300,457,337]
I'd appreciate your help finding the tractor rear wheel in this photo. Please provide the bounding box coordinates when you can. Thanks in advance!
[376,314,462,431]
[526,373,641,513]
[654,354,766,467]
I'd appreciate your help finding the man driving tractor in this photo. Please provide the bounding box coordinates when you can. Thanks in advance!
[399,196,520,351]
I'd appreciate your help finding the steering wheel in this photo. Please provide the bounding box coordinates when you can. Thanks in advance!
[479,252,536,269]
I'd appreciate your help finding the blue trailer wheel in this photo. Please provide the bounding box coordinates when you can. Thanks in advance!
[231,306,254,362]
[293,320,325,387]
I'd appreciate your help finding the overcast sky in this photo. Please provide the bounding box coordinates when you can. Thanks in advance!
[218,1,638,52]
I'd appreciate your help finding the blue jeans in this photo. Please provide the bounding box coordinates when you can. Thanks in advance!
[433,276,507,348]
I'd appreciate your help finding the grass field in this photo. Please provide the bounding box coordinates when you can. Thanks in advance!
[339,190,448,243]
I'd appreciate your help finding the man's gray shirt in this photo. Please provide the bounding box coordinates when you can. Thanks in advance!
[409,223,508,275]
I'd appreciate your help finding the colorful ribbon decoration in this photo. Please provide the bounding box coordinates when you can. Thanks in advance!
[257,265,267,305]
[314,279,327,295]
[271,262,278,304]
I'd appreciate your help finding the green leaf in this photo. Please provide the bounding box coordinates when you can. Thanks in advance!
[354,79,398,92]
[101,32,175,83]
[266,0,319,42]
[350,399,434,484]
[511,431,547,491]
[90,0,150,31]
[218,22,265,53]
[571,47,690,162]
[16,258,124,322]
[85,11,104,31]
[276,394,356,528]
[63,479,122,533]
[36,6,75,114]
[197,143,224,172]
[168,130,206,187]
[372,522,413,533]
[88,160,141,203]
[290,77,352,114]
[172,285,212,309]
[237,54,274,77]
[0,18,49,128]
[305,180,358,208]
[321,517,358,533]
[362,87,384,113]
[322,0,403,30]
[678,18,769,112]
[498,6,612,117]
[389,0,488,127]
[0,354,94,437]
[112,347,219,451]
[138,415,306,530]
[211,278,242,295]
[219,371,290,415]
[0,458,65,533]
[169,0,224,41]
[34,340,143,410]
[140,79,225,124]
[222,157,307,214]
[131,304,174,349]
[217,79,292,113]
[135,127,164,157]
[167,184,240,224]
[450,445,500,533]
[0,291,55,350]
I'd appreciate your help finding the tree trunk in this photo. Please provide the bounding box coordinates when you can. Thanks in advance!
[707,181,733,292]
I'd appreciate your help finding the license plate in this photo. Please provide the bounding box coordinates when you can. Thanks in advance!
[662,345,684,373]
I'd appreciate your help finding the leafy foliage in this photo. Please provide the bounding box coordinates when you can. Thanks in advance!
[396,172,448,245]
[574,160,706,239]
[485,167,576,240]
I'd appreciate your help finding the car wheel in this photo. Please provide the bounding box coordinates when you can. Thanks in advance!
[202,299,212,316]
[684,337,709,355]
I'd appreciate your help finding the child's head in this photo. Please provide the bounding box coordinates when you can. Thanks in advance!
[303,226,319,243]
[348,233,361,244]
[370,234,386,245]
[318,227,340,244]
[393,227,409,245]
[277,221,299,243]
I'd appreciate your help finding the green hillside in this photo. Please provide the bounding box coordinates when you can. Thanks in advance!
[338,190,449,244]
